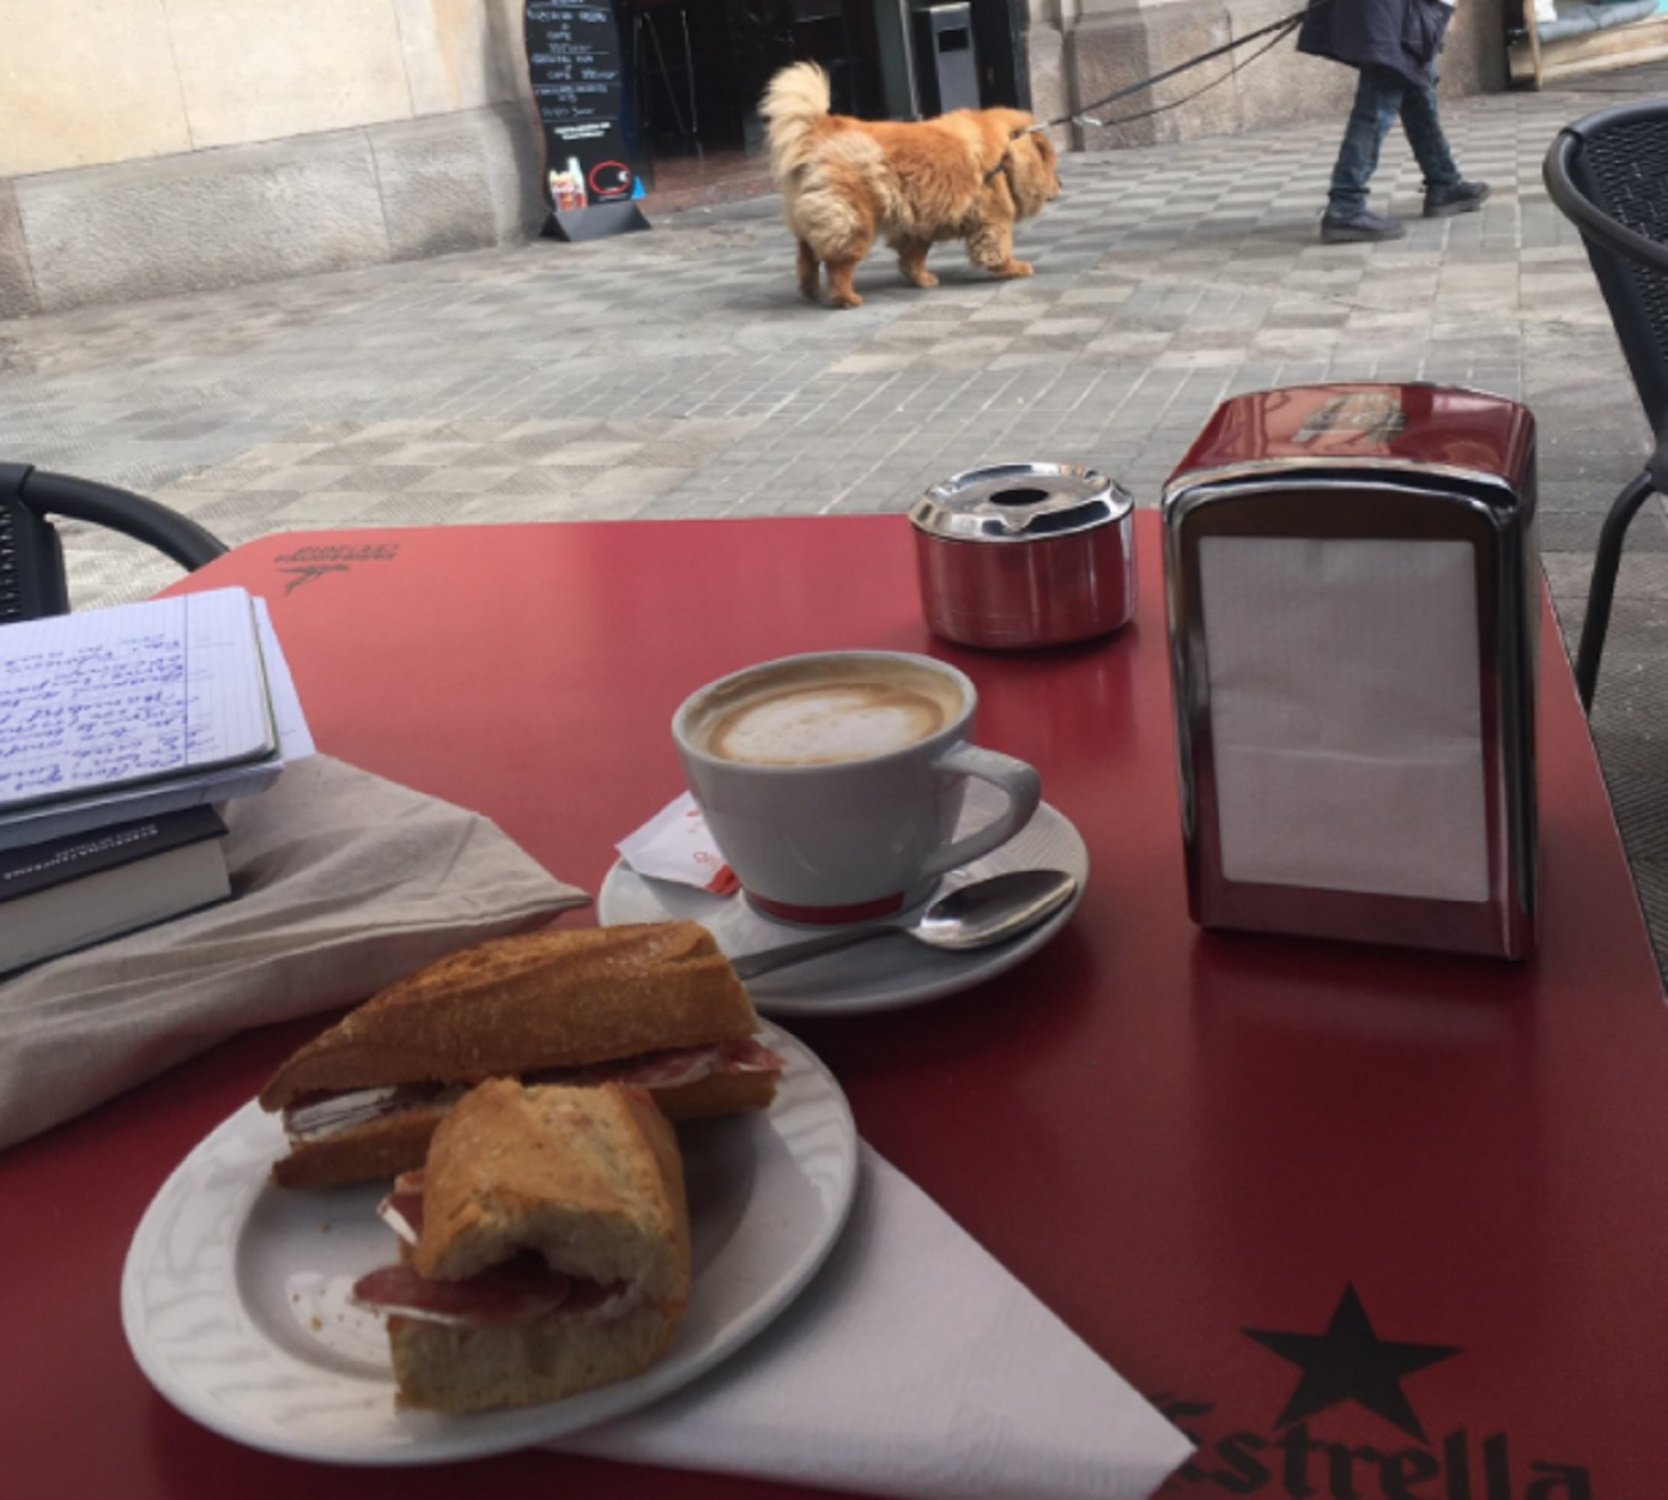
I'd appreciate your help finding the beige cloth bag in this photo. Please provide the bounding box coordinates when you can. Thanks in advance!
[0,755,589,1150]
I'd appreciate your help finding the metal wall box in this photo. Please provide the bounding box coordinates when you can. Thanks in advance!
[912,2,980,114]
[1162,384,1539,959]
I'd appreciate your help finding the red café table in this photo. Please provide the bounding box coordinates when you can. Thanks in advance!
[5,512,1666,1499]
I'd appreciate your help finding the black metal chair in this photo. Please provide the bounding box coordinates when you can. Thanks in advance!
[0,462,228,623]
[1543,101,1668,710]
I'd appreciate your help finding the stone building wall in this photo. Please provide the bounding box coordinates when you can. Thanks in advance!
[0,0,545,318]
[1025,0,1508,152]
[0,0,1511,319]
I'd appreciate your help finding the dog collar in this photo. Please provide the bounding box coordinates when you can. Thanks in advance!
[983,149,1014,189]
[984,123,1045,188]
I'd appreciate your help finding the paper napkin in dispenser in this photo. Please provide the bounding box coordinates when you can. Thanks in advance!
[1162,384,1538,959]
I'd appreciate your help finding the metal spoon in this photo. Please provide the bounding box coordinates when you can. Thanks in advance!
[730,868,1078,980]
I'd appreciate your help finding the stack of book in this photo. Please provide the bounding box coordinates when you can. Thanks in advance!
[0,587,313,974]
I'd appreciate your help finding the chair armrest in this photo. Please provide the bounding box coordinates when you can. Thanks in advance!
[20,469,227,572]
[1544,129,1668,277]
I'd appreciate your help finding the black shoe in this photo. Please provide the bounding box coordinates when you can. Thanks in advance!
[1320,209,1407,244]
[1424,180,1491,218]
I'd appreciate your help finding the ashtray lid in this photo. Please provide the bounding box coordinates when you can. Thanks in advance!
[909,463,1132,543]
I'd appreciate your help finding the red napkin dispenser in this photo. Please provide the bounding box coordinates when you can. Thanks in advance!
[1161,384,1539,958]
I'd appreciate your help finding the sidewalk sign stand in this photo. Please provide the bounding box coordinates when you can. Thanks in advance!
[525,0,651,242]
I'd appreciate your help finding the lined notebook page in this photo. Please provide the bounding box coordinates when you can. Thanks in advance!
[0,589,275,813]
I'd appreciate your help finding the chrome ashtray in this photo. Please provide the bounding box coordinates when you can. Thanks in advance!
[908,463,1136,649]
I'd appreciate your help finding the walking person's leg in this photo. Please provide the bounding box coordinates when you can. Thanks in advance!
[1322,65,1408,242]
[1400,60,1490,217]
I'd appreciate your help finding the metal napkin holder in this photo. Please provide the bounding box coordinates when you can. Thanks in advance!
[1162,384,1539,959]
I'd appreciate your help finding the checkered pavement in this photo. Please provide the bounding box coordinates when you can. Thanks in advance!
[5,66,1668,971]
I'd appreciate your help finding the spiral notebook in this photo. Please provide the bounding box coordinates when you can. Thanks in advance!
[0,588,312,850]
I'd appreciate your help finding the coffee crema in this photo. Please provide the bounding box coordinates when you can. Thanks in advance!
[693,663,963,767]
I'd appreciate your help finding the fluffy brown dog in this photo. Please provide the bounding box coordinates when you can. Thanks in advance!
[761,63,1061,310]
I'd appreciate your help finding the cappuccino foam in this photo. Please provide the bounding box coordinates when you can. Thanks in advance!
[699,667,961,766]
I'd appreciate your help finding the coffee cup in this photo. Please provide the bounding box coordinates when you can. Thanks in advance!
[672,650,1041,924]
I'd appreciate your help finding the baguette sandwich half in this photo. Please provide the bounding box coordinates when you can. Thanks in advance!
[351,1078,692,1413]
[260,921,781,1189]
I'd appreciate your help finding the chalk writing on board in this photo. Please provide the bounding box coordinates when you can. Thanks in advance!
[524,0,640,225]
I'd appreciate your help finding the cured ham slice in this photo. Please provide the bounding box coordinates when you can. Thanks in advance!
[546,1037,782,1090]
[286,1038,783,1142]
[353,1256,573,1326]
[352,1255,635,1329]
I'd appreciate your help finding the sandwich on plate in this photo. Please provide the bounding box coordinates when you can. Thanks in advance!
[260,921,781,1189]
[352,1078,691,1412]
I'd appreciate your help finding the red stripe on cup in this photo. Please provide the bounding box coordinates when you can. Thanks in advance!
[748,890,907,925]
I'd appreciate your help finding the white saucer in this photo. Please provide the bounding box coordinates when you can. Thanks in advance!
[598,792,1089,1017]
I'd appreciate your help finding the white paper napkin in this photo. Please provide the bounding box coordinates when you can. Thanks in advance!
[618,791,738,894]
[556,1145,1193,1500]
[0,756,588,1150]
[1199,534,1489,902]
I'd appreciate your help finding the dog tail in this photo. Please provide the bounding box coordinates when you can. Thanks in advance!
[761,63,831,184]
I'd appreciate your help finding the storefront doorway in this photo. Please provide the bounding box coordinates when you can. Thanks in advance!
[626,0,1027,208]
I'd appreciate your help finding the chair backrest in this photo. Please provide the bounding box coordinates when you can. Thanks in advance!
[1544,101,1668,438]
[0,463,227,623]
[0,462,71,622]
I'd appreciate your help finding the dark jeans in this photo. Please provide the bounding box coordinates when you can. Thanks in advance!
[1327,62,1461,217]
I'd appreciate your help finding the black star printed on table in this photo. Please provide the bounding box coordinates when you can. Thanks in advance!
[1244,1284,1460,1443]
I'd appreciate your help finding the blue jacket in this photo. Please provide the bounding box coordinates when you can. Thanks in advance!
[1297,0,1453,86]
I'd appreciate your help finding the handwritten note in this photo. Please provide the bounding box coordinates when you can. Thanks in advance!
[0,590,275,813]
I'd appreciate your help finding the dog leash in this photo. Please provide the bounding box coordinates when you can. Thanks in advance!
[991,0,1330,166]
[982,0,1329,188]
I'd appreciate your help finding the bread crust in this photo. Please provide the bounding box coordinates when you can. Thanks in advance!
[271,1103,451,1191]
[416,1080,692,1307]
[654,1066,779,1121]
[259,922,757,1111]
[376,1080,692,1413]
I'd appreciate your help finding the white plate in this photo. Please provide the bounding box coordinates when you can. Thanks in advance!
[121,1022,857,1466]
[599,792,1089,1017]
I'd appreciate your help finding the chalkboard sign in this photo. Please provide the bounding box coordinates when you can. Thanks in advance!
[524,1,649,242]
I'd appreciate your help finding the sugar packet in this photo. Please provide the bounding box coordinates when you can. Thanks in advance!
[617,791,738,895]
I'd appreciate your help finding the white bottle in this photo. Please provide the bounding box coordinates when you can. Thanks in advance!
[566,156,588,210]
